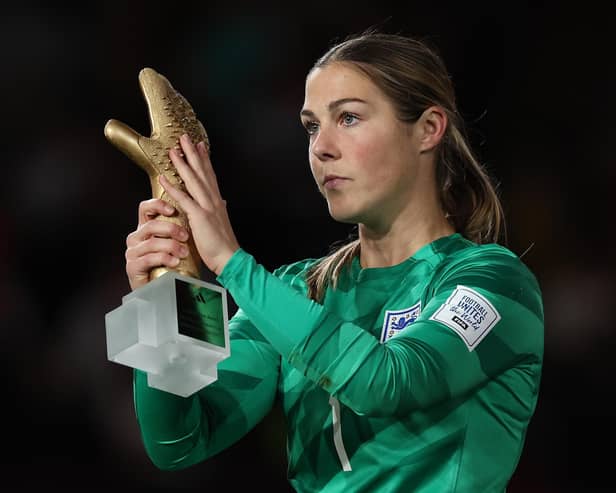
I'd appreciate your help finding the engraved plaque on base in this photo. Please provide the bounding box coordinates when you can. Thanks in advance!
[103,67,229,396]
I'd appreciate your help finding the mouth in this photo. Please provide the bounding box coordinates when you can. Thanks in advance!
[323,174,349,190]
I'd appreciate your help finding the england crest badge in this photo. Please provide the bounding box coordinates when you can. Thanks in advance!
[380,301,422,343]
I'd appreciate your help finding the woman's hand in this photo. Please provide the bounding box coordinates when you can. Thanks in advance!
[125,198,191,291]
[160,133,240,276]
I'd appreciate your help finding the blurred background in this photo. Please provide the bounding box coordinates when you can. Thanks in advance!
[1,1,613,491]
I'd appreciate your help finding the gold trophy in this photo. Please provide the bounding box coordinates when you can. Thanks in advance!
[104,68,230,397]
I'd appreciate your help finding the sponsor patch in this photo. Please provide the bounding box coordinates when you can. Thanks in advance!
[429,285,501,351]
[380,301,421,343]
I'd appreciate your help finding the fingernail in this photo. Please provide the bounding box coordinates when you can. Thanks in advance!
[179,246,189,256]
[180,230,189,240]
[171,257,180,266]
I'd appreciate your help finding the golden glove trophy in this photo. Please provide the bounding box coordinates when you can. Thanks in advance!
[104,68,230,397]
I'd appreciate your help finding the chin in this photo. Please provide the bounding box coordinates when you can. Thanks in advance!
[327,206,361,225]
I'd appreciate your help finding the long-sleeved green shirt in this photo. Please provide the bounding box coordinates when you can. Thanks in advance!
[134,233,544,492]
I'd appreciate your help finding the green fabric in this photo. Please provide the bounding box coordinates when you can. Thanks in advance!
[134,233,544,492]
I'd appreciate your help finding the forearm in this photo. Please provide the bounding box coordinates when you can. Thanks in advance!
[217,249,447,415]
[134,370,208,470]
[217,249,541,417]
[134,314,280,469]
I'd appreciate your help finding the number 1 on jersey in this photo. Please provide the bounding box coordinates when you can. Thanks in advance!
[329,396,352,471]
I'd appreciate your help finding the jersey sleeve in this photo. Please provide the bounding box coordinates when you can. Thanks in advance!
[217,247,544,417]
[133,306,280,470]
[338,246,544,415]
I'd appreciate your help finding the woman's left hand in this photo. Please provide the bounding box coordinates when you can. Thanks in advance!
[160,133,240,276]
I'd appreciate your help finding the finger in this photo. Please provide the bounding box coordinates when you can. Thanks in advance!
[128,217,189,246]
[179,133,208,184]
[175,134,223,204]
[127,251,182,280]
[159,174,204,214]
[178,133,222,200]
[137,198,176,227]
[126,236,189,262]
[168,149,212,208]
[196,139,222,198]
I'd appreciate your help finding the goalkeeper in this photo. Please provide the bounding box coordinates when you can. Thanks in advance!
[124,30,543,493]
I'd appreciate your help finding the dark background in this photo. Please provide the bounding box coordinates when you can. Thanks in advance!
[1,2,613,491]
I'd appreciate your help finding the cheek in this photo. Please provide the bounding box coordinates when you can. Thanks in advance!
[351,133,396,179]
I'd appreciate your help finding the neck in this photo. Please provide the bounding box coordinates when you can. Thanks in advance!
[358,220,454,269]
[358,183,454,269]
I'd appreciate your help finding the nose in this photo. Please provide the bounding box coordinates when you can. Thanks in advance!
[311,125,340,162]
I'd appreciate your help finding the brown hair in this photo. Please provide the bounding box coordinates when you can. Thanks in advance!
[306,31,506,302]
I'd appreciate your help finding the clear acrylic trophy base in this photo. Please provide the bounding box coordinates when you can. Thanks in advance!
[105,271,230,397]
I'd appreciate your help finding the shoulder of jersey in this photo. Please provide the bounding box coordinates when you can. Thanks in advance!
[272,257,323,287]
[439,240,540,288]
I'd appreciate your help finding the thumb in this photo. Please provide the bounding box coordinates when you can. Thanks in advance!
[104,119,153,175]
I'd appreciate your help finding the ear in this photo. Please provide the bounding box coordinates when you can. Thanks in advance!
[417,106,447,152]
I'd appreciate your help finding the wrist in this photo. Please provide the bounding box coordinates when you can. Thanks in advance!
[213,246,240,277]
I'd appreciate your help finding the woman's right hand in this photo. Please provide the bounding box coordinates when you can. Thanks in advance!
[125,198,190,291]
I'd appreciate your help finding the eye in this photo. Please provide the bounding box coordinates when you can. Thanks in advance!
[303,120,320,136]
[341,112,359,126]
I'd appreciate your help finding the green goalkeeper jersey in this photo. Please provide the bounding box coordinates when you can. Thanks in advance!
[134,233,544,492]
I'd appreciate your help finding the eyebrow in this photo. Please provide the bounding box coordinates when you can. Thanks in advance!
[300,98,368,118]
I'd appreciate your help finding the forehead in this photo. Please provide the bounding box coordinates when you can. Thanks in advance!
[303,62,381,108]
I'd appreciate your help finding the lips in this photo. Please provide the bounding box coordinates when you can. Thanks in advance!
[323,175,348,189]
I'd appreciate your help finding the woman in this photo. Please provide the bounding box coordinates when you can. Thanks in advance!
[126,31,544,492]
